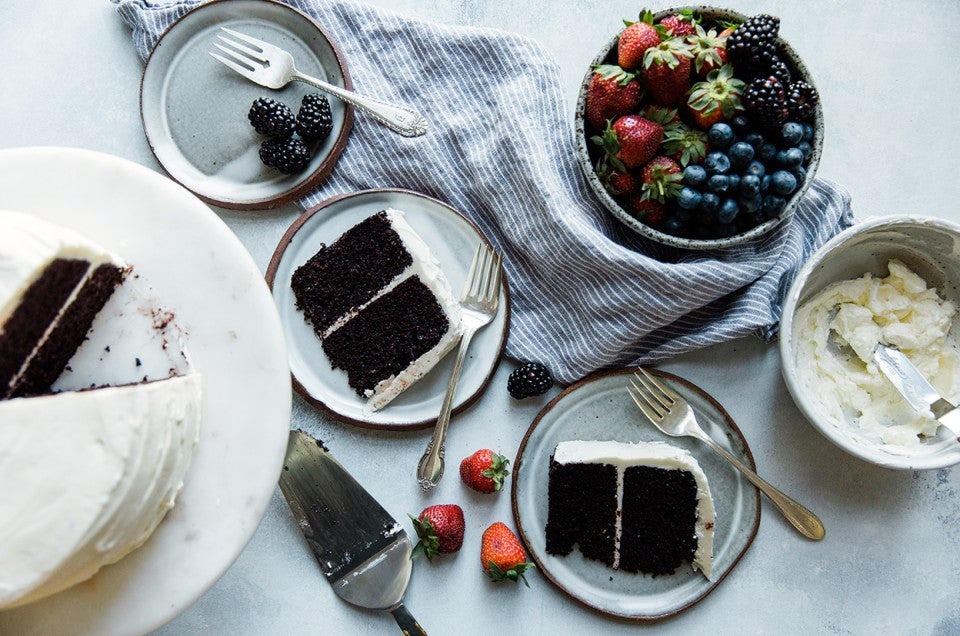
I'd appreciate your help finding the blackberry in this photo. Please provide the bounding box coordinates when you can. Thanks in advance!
[769,56,791,86]
[726,14,780,72]
[507,362,553,399]
[296,93,334,142]
[248,97,296,138]
[259,137,311,174]
[744,76,789,133]
[786,80,819,121]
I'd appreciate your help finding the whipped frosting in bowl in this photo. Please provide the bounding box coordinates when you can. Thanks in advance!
[779,216,960,469]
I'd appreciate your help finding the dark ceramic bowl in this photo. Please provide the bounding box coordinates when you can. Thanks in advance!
[574,6,824,250]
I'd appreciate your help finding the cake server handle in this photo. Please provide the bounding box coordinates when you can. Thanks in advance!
[417,332,472,490]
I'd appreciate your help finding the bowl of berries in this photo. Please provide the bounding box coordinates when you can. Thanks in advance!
[575,7,822,249]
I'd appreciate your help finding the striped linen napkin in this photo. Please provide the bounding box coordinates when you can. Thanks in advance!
[114,0,855,385]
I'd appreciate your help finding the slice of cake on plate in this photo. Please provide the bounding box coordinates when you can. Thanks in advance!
[291,209,463,413]
[545,440,715,579]
[0,211,202,610]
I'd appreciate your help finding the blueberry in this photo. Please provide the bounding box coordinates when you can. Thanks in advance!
[717,198,739,224]
[738,192,763,213]
[740,174,762,196]
[762,194,787,217]
[781,122,804,146]
[797,140,813,161]
[707,174,730,193]
[716,223,738,237]
[758,142,777,164]
[676,208,693,222]
[744,132,764,149]
[761,174,772,193]
[683,164,708,187]
[708,123,735,149]
[700,192,721,213]
[728,142,755,168]
[663,216,686,235]
[777,147,804,168]
[743,160,766,178]
[695,209,715,226]
[801,122,814,141]
[727,174,741,191]
[677,187,703,210]
[704,151,731,174]
[771,170,798,196]
[731,115,751,135]
[792,165,807,183]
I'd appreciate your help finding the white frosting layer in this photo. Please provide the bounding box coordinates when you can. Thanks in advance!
[0,210,124,324]
[0,373,202,610]
[553,440,715,579]
[355,209,463,413]
[793,260,960,449]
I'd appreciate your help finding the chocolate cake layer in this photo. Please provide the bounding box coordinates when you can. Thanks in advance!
[10,263,126,398]
[545,461,618,566]
[618,466,698,575]
[291,212,413,335]
[321,277,450,397]
[0,258,89,398]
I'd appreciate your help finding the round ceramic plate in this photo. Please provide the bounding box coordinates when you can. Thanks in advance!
[512,368,760,621]
[0,147,292,635]
[266,189,509,430]
[140,0,353,210]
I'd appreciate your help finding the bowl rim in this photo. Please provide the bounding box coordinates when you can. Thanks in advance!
[778,214,960,469]
[573,5,825,250]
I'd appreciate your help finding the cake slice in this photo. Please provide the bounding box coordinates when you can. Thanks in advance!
[546,440,715,579]
[0,210,127,399]
[291,209,463,412]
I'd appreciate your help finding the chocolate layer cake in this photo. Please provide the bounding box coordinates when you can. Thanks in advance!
[545,440,715,579]
[291,209,462,412]
[0,210,128,399]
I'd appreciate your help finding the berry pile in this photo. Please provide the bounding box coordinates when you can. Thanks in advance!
[247,93,334,174]
[585,11,819,241]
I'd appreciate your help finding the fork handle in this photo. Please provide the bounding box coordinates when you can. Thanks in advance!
[417,331,473,490]
[701,436,826,540]
[291,70,428,137]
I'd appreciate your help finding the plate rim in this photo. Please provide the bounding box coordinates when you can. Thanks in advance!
[510,367,761,622]
[138,0,355,211]
[264,187,511,430]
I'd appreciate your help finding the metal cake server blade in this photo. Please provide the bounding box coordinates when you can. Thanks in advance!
[279,430,427,635]
[872,344,960,441]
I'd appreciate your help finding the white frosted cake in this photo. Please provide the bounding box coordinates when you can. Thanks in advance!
[291,208,463,412]
[546,440,715,578]
[0,374,202,609]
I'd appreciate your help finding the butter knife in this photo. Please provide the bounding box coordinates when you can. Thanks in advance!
[872,344,960,441]
[279,430,427,634]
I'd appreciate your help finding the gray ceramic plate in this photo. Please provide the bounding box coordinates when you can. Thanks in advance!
[140,0,353,210]
[512,368,760,621]
[266,189,510,430]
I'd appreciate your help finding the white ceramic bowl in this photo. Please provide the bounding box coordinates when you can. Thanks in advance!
[779,215,960,469]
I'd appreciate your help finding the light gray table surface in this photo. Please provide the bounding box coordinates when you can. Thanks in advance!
[3,1,960,634]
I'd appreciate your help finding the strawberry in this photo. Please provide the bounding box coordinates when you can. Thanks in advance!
[480,522,535,586]
[460,449,510,493]
[686,64,745,130]
[624,196,665,227]
[617,11,661,71]
[687,24,732,78]
[662,122,708,167]
[605,169,639,196]
[591,115,664,172]
[659,10,697,37]
[640,155,683,203]
[641,105,680,127]
[409,504,465,560]
[642,37,694,106]
[584,65,643,131]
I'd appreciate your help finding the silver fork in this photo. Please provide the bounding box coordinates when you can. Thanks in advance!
[417,243,502,490]
[211,27,428,137]
[628,369,825,540]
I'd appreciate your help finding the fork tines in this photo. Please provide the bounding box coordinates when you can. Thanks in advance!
[626,368,678,421]
[463,243,502,304]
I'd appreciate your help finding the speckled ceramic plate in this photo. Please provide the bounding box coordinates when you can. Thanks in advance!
[140,0,353,210]
[0,147,291,635]
[266,188,510,430]
[512,368,760,621]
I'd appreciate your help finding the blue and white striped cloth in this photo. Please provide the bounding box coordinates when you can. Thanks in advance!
[115,0,854,384]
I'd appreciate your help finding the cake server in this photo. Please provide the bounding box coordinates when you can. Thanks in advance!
[278,430,427,635]
[872,344,960,442]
